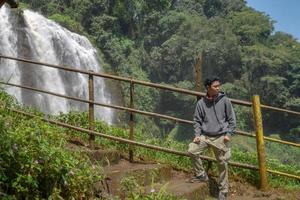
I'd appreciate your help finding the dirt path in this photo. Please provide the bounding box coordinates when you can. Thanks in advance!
[67,139,300,200]
[226,179,299,200]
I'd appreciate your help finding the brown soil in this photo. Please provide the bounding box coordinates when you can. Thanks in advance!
[99,158,300,200]
[227,179,300,200]
[67,140,300,200]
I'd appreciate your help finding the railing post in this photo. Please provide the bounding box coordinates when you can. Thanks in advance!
[252,95,268,191]
[194,54,203,101]
[88,70,95,148]
[129,80,135,162]
[195,54,214,172]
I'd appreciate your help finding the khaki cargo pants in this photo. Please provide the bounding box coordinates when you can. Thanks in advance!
[188,134,231,193]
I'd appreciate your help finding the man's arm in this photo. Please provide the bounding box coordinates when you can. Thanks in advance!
[193,101,203,141]
[225,98,236,135]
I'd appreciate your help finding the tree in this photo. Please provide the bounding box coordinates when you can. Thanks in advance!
[229,9,274,45]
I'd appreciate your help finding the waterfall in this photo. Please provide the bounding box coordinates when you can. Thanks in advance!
[0,6,114,123]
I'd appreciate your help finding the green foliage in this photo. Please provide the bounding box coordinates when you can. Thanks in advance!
[1,88,299,195]
[229,9,274,45]
[231,135,300,187]
[120,176,184,200]
[259,76,289,106]
[0,93,17,112]
[49,13,84,33]
[9,0,300,191]
[18,2,31,9]
[59,110,298,189]
[20,0,300,141]
[220,82,253,132]
[0,90,102,199]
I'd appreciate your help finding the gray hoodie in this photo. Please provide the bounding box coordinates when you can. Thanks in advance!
[194,92,236,136]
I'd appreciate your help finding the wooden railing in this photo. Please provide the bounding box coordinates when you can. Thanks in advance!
[0,55,299,190]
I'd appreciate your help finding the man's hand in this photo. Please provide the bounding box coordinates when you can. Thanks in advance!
[224,135,230,142]
[193,135,201,144]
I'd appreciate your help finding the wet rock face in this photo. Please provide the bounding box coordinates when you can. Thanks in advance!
[4,0,19,8]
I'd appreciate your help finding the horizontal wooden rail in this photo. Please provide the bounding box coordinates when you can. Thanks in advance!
[0,81,191,124]
[236,130,300,148]
[260,104,300,116]
[267,169,300,180]
[7,108,300,181]
[1,54,300,116]
[1,81,299,148]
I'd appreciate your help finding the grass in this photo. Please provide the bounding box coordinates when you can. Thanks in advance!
[0,90,103,199]
[1,89,299,195]
[53,110,300,189]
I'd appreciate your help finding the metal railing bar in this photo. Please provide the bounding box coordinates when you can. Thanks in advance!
[0,55,91,74]
[2,81,299,148]
[236,130,300,148]
[236,130,254,137]
[261,104,300,115]
[0,55,203,96]
[264,135,300,147]
[7,109,217,161]
[267,169,300,180]
[0,81,192,124]
[3,54,300,116]
[2,54,300,116]
[8,108,300,180]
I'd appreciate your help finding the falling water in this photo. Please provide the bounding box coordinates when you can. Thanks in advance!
[0,6,114,123]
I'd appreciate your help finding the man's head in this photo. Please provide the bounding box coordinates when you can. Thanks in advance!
[204,76,221,97]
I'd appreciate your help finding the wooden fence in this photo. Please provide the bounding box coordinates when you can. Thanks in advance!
[1,55,299,190]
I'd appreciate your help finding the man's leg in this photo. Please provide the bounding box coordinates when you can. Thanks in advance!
[188,135,208,178]
[211,135,231,194]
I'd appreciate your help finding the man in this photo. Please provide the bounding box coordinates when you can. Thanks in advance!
[188,76,236,200]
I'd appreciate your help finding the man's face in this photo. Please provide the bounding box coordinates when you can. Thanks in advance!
[207,80,220,97]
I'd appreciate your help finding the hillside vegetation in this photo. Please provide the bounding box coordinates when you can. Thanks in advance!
[1,0,300,199]
[19,0,300,143]
[1,89,299,199]
[0,90,103,199]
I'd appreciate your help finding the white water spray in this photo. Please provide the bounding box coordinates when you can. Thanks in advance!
[0,6,114,123]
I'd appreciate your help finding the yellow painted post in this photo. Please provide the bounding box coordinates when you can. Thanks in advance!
[88,71,95,148]
[129,81,134,162]
[252,95,268,191]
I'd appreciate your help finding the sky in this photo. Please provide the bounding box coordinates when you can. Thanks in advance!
[246,0,300,41]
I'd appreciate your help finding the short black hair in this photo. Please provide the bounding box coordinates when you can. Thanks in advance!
[204,76,220,88]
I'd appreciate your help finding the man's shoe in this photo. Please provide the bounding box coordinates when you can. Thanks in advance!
[218,191,227,200]
[187,173,209,183]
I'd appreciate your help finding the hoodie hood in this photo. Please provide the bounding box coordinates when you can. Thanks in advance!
[204,92,226,104]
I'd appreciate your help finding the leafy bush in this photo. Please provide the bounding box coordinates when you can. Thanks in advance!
[49,13,84,33]
[0,90,102,199]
